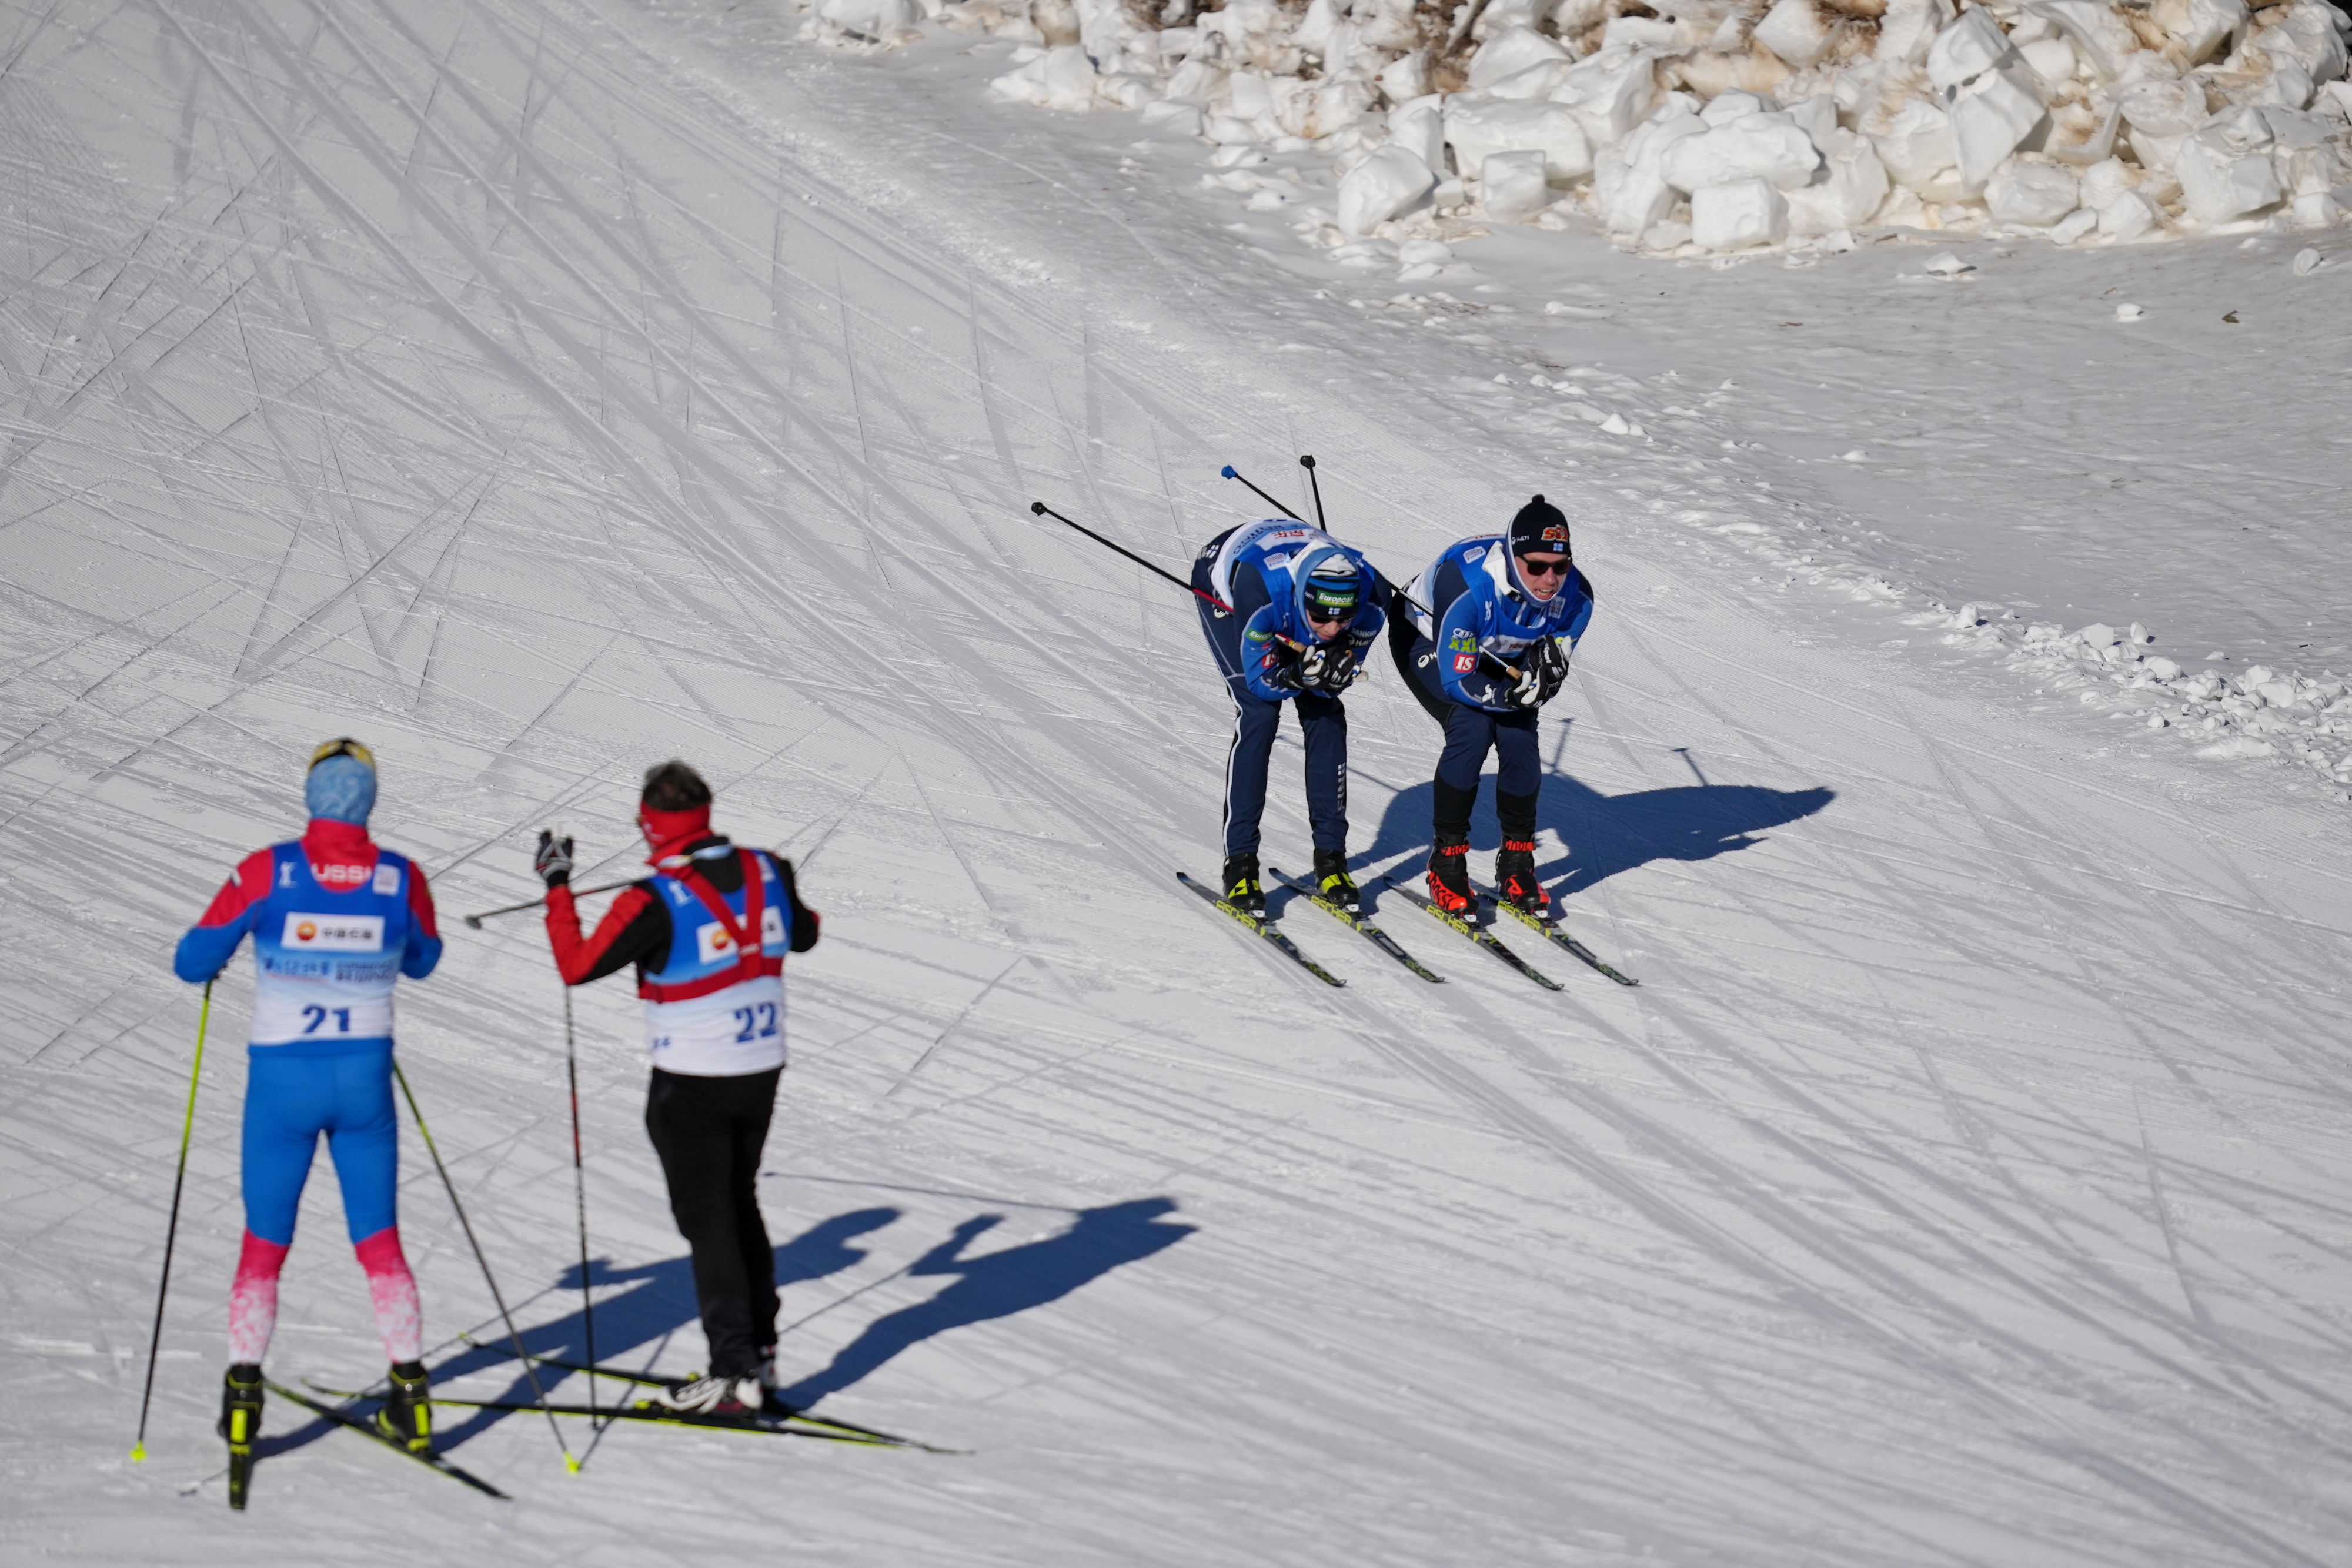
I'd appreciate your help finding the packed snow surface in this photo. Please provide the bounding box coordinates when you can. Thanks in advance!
[5,1,2352,1565]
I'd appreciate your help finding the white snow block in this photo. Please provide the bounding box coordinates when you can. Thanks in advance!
[1987,157,2080,223]
[1753,0,1839,68]
[2099,188,2161,238]
[1952,66,2047,190]
[1785,128,1892,232]
[2177,108,2283,222]
[987,45,1100,111]
[2050,205,2100,242]
[1388,95,1447,173]
[1703,91,1781,128]
[2020,0,2143,80]
[1378,50,1432,105]
[1484,59,1579,101]
[820,0,920,35]
[1338,143,1436,235]
[1446,96,1596,183]
[1594,105,1705,236]
[2294,189,2342,225]
[1927,8,2014,92]
[1554,45,1664,148]
[1662,112,1822,192]
[1466,26,1571,91]
[1481,150,1555,220]
[2079,155,2136,210]
[1876,0,1957,65]
[1691,178,1789,248]
[1873,96,1963,196]
[2151,0,2244,64]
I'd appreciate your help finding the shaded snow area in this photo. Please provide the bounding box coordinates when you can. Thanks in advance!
[6,1,2352,1565]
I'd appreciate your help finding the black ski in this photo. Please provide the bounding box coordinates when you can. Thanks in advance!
[265,1379,509,1498]
[451,1342,926,1447]
[1476,886,1640,986]
[312,1385,958,1452]
[1369,875,1561,991]
[1267,865,1443,982]
[1177,872,1344,987]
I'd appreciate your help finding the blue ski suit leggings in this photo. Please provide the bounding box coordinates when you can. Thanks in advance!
[241,1041,400,1246]
[1389,614,1542,842]
[1194,579,1348,860]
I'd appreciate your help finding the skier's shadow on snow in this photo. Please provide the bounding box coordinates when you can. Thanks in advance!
[1356,760,1833,896]
[322,1196,1191,1453]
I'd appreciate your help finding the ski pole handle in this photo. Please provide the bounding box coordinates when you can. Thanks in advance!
[1028,502,1233,614]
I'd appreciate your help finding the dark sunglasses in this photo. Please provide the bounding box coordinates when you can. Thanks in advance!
[1516,554,1571,579]
[1305,603,1355,623]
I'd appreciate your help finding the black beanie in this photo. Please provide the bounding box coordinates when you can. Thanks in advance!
[1509,495,1572,557]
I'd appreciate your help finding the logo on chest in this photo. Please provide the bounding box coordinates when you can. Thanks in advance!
[693,905,786,966]
[283,913,385,952]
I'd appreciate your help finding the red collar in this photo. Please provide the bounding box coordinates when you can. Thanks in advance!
[301,818,380,889]
[640,803,713,865]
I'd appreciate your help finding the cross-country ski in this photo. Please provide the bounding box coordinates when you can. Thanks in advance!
[15,0,2352,1562]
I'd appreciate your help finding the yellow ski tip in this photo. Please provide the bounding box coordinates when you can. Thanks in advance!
[564,1454,582,1474]
[129,1443,147,1462]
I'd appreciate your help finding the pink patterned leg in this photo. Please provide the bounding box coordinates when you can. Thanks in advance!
[228,1231,291,1365]
[353,1226,422,1364]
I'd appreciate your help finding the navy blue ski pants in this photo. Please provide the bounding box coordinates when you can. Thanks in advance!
[1390,615,1541,841]
[1195,599,1348,859]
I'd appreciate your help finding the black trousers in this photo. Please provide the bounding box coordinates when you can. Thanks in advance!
[643,1066,781,1378]
[1387,613,1542,841]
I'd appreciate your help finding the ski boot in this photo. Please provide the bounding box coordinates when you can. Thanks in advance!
[651,1371,764,1417]
[1221,852,1265,920]
[220,1362,263,1512]
[1311,849,1360,914]
[754,1344,800,1416]
[1426,834,1474,916]
[1496,841,1552,920]
[375,1359,433,1455]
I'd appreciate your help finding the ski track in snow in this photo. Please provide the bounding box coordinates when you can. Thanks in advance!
[3,1,2351,1563]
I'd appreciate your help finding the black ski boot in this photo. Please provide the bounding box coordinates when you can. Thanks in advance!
[1311,849,1360,914]
[220,1362,263,1511]
[1221,852,1264,919]
[1496,841,1552,920]
[1426,833,1474,916]
[375,1360,433,1455]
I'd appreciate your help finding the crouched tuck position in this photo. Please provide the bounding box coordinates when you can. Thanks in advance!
[1192,518,1389,916]
[1388,496,1595,920]
[539,761,819,1416]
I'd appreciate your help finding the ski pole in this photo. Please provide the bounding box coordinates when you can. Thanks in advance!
[561,985,596,1431]
[463,880,633,930]
[131,981,212,1462]
[1220,462,1431,618]
[1299,454,1329,530]
[392,1062,580,1473]
[1028,502,1233,614]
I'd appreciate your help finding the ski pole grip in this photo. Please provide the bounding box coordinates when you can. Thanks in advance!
[1299,455,1316,469]
[1220,465,1238,479]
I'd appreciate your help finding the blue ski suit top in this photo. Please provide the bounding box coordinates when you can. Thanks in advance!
[1198,520,1388,701]
[1404,534,1595,712]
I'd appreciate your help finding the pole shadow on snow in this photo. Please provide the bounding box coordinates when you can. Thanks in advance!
[358,1197,1191,1453]
[1354,757,1834,898]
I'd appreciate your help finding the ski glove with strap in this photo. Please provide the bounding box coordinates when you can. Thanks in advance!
[534,830,574,888]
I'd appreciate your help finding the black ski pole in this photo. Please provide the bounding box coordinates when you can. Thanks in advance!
[1219,463,1303,523]
[1028,502,1233,613]
[131,980,212,1462]
[561,985,596,1430]
[463,880,633,930]
[392,1062,580,1473]
[1299,454,1329,530]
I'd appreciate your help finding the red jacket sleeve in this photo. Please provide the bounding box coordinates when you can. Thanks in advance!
[546,882,666,985]
[406,866,440,939]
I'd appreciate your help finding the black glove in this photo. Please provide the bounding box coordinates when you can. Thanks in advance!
[1292,641,1333,690]
[534,829,574,888]
[1532,636,1569,704]
[1309,642,1362,693]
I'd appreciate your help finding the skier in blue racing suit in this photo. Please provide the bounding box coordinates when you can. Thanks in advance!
[1387,496,1594,920]
[1192,519,1389,917]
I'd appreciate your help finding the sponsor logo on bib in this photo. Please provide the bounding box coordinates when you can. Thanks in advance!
[373,863,400,895]
[282,913,384,952]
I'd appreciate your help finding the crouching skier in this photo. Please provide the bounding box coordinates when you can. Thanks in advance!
[172,740,445,1465]
[537,761,819,1416]
[1387,496,1595,918]
[1192,518,1389,915]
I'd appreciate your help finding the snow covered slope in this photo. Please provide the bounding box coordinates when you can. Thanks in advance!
[5,1,2352,1564]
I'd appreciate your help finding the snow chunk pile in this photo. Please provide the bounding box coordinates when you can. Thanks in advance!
[827,0,2352,259]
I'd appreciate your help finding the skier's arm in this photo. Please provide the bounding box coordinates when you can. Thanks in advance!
[401,865,443,981]
[1238,603,1305,700]
[1434,595,1516,710]
[774,857,821,953]
[545,882,669,984]
[172,849,274,982]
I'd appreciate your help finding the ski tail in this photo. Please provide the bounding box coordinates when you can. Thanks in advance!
[1177,872,1344,987]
